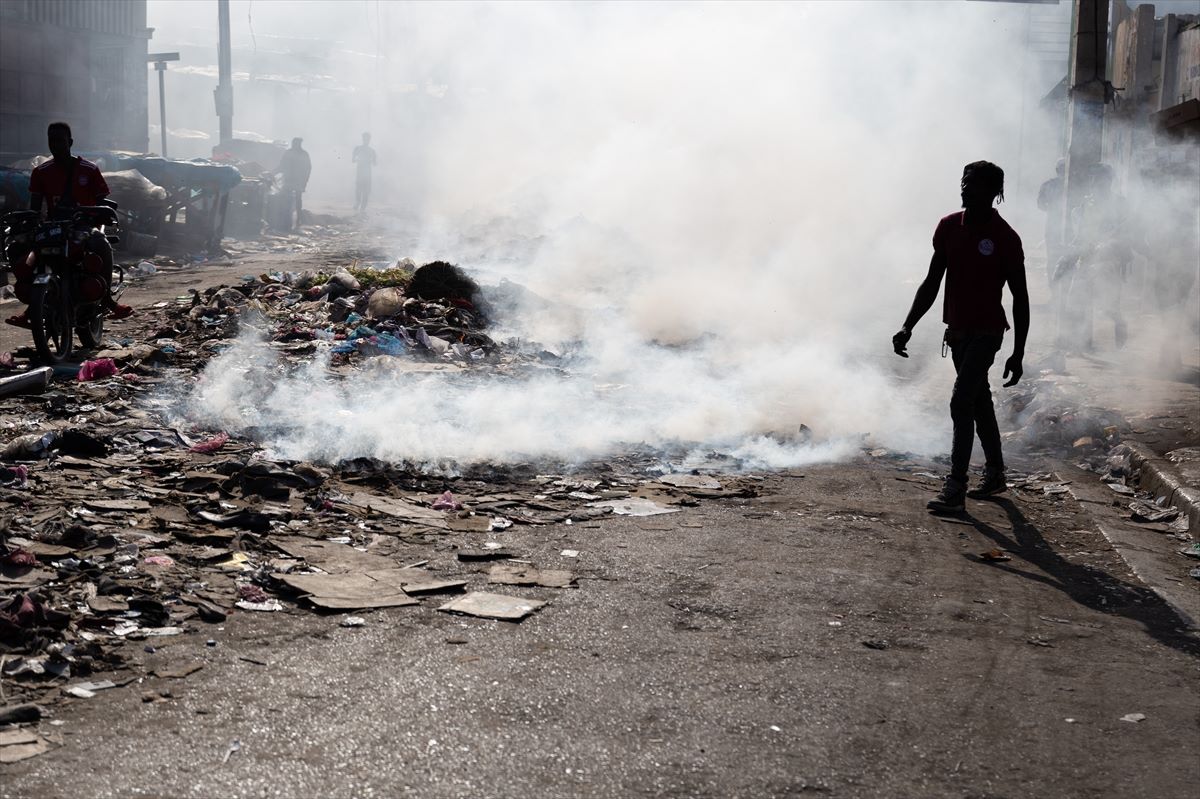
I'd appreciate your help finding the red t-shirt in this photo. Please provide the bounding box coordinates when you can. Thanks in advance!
[934,209,1023,333]
[29,157,110,211]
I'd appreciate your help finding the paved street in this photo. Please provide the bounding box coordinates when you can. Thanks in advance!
[4,457,1197,798]
[2,217,1198,798]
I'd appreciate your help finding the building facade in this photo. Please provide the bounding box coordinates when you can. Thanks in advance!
[0,0,151,157]
[1105,1,1200,181]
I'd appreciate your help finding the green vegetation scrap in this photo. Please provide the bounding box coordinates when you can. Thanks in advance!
[311,264,415,290]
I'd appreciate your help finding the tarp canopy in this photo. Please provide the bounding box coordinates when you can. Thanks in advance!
[111,156,242,192]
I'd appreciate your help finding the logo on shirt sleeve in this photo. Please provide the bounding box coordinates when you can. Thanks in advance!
[978,238,995,256]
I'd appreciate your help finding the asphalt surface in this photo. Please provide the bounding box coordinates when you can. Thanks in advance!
[3,222,1198,797]
[4,461,1197,799]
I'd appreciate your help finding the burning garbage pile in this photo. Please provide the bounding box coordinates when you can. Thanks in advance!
[0,259,760,749]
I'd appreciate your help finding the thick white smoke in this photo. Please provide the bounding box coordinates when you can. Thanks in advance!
[159,1,1080,468]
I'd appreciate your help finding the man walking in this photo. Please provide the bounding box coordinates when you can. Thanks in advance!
[278,137,311,225]
[1037,158,1066,285]
[352,132,376,212]
[892,161,1030,514]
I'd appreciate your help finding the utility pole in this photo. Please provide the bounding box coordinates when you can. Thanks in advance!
[147,52,180,157]
[215,0,233,145]
[1061,0,1109,243]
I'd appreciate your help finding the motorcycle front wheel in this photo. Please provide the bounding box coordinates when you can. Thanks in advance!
[29,276,74,364]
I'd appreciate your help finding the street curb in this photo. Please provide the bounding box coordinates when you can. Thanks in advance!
[1126,442,1200,533]
[1091,520,1198,631]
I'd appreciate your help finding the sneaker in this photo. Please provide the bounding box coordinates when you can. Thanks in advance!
[927,477,966,514]
[967,466,1007,499]
[109,303,134,320]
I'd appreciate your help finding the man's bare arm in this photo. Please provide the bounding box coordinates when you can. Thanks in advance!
[1002,265,1029,386]
[893,250,947,357]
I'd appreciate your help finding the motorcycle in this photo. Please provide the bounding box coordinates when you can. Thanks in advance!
[2,203,122,364]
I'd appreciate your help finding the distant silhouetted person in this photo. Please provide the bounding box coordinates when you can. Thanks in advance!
[892,161,1029,515]
[278,137,311,222]
[352,132,376,212]
[1055,163,1130,351]
[1037,158,1066,285]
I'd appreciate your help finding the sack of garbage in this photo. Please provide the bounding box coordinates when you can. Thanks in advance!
[101,169,168,209]
[367,287,405,319]
[1,432,57,460]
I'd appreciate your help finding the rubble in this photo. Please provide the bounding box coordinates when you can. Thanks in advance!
[0,256,762,735]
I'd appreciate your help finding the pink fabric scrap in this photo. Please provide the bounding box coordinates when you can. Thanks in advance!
[0,593,40,631]
[432,490,462,511]
[0,547,37,568]
[77,358,119,382]
[1,465,29,485]
[190,432,230,454]
[142,555,175,568]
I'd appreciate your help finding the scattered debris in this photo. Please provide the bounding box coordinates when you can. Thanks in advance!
[0,704,42,725]
[278,571,422,610]
[1119,712,1146,723]
[0,728,51,763]
[1129,501,1180,524]
[438,592,547,621]
[659,474,722,491]
[63,680,118,699]
[489,564,576,588]
[76,359,120,382]
[590,498,680,517]
[0,367,52,399]
[153,663,203,679]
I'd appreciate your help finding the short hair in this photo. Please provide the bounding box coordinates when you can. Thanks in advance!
[962,160,1005,204]
[48,121,72,138]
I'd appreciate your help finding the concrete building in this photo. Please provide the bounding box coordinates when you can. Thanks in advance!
[0,0,152,157]
[1105,1,1200,181]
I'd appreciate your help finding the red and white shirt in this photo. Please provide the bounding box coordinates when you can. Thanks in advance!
[933,209,1024,333]
[29,157,110,211]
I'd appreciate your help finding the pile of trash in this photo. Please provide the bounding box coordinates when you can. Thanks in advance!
[149,259,501,370]
[1092,444,1193,535]
[0,262,761,744]
[1000,375,1125,456]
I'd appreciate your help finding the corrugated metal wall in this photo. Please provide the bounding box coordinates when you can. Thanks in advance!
[0,0,146,37]
[0,1,149,155]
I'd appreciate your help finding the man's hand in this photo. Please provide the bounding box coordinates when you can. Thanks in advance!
[892,327,912,358]
[1002,355,1023,387]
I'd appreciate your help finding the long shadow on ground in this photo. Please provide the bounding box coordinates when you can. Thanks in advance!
[964,497,1200,658]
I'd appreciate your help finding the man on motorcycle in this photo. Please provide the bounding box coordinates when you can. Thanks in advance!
[5,121,133,328]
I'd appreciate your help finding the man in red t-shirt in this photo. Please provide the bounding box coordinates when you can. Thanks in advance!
[6,121,132,327]
[892,161,1030,514]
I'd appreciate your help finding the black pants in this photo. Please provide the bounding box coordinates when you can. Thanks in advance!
[947,329,1004,484]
